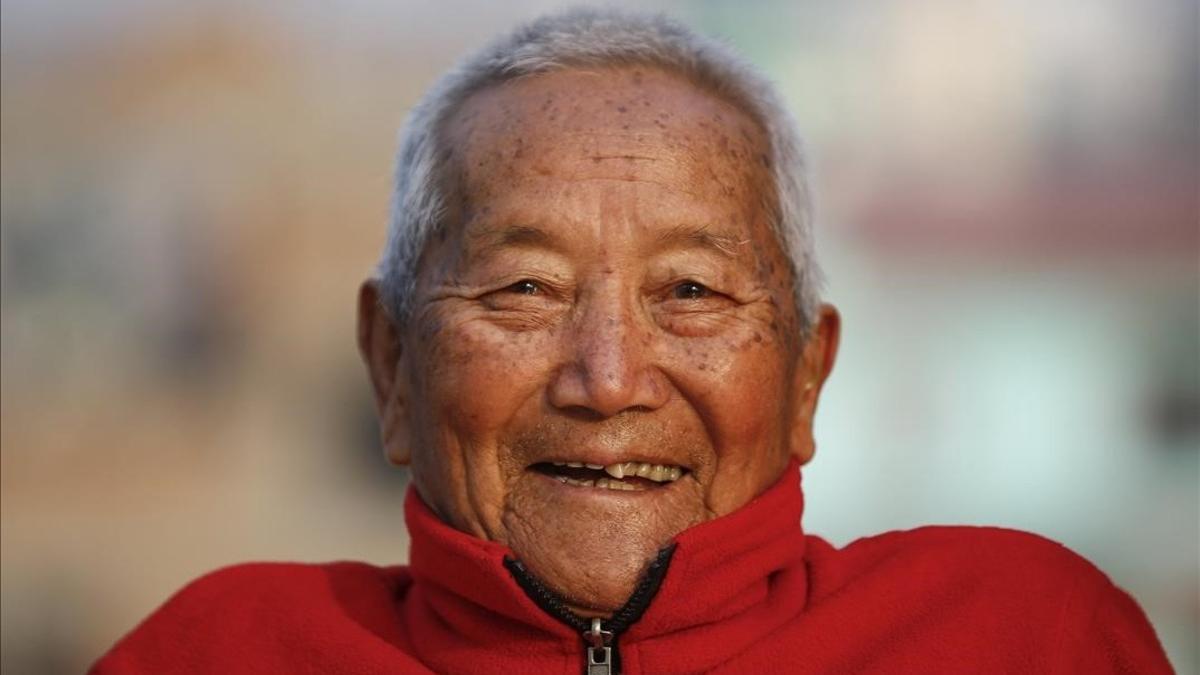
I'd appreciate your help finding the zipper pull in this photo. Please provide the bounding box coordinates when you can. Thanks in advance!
[584,617,614,675]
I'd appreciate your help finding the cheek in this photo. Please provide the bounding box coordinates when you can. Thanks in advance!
[407,317,557,533]
[416,317,556,438]
[667,332,793,459]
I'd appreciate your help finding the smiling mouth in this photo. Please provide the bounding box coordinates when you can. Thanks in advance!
[532,461,686,491]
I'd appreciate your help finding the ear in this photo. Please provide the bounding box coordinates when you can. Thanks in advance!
[788,303,841,465]
[356,279,412,466]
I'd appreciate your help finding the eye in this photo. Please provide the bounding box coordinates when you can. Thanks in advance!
[479,277,564,320]
[673,280,711,300]
[506,279,541,295]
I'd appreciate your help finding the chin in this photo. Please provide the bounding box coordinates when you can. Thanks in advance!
[499,470,703,611]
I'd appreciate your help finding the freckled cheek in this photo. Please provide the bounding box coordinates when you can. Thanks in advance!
[665,339,792,452]
[418,324,557,433]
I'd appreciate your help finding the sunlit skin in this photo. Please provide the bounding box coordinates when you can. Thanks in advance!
[358,67,839,615]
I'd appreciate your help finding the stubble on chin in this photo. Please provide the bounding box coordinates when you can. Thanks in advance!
[498,464,705,612]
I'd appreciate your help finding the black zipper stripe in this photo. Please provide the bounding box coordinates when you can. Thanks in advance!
[503,557,592,633]
[503,543,677,636]
[605,546,674,634]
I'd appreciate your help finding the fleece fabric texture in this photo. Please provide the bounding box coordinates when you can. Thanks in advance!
[92,463,1173,674]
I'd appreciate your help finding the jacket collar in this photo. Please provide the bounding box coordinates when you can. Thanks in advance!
[403,460,809,671]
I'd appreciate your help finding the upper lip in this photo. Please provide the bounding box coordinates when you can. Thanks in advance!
[528,455,690,470]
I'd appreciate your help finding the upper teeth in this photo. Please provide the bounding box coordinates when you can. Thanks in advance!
[550,461,683,483]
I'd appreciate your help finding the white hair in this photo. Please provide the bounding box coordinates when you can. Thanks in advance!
[379,7,823,333]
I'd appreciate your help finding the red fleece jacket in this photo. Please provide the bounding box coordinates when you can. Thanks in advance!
[92,464,1173,674]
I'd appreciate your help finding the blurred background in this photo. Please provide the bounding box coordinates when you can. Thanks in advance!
[2,0,1197,672]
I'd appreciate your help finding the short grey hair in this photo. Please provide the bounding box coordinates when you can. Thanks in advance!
[379,7,823,333]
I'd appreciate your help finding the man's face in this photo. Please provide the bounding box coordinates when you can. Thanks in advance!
[360,67,838,613]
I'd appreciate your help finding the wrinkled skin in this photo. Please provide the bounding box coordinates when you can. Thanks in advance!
[358,67,840,615]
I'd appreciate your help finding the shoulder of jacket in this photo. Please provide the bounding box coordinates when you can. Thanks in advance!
[809,525,1110,595]
[853,525,1096,568]
[90,561,414,673]
[174,561,321,596]
[136,554,408,629]
[168,560,341,595]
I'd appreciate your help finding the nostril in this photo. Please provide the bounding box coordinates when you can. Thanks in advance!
[559,405,606,422]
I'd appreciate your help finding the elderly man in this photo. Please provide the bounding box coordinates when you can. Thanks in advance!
[94,9,1172,674]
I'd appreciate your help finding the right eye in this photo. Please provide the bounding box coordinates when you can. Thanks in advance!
[479,277,566,327]
[672,280,712,300]
[505,279,541,295]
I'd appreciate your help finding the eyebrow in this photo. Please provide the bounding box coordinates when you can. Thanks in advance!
[655,224,749,259]
[464,223,749,259]
[466,224,564,256]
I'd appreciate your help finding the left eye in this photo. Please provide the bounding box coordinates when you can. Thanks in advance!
[673,281,711,300]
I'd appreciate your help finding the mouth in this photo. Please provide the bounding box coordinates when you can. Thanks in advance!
[531,460,687,491]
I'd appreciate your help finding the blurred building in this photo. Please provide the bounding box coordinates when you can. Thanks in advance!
[2,1,1196,673]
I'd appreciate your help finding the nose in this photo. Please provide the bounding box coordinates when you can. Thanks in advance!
[547,289,670,418]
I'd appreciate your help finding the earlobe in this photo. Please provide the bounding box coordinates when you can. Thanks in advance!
[788,304,841,465]
[356,279,412,466]
[381,407,412,466]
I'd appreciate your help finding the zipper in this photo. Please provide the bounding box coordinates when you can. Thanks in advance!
[584,617,614,674]
[505,545,675,675]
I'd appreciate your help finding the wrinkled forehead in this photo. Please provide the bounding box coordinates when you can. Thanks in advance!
[442,65,777,223]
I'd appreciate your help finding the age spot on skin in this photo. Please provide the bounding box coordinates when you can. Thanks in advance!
[730,333,762,352]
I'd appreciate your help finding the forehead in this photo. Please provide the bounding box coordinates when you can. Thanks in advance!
[443,66,775,231]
